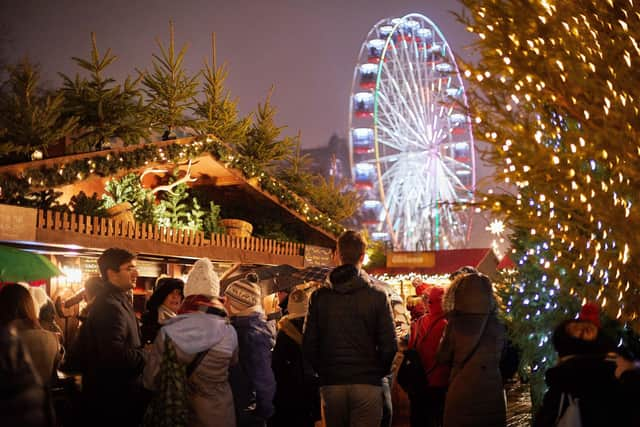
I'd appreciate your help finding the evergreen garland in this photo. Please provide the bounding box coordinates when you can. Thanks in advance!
[0,136,344,236]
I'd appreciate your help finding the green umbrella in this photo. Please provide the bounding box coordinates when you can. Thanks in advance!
[0,245,62,283]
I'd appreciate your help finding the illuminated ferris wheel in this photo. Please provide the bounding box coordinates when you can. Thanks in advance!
[348,13,475,251]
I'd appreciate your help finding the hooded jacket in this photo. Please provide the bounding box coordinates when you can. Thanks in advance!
[302,265,397,386]
[437,273,506,427]
[228,311,276,422]
[143,308,238,427]
[409,287,450,388]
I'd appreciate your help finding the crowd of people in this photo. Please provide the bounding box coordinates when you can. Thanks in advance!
[1,230,639,427]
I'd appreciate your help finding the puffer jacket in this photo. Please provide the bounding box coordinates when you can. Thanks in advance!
[302,265,397,386]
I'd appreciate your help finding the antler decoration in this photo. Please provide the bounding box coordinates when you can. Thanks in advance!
[149,159,198,195]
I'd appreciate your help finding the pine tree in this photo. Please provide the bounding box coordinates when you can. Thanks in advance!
[304,175,361,223]
[0,59,77,158]
[276,131,314,195]
[141,21,199,133]
[236,87,293,170]
[193,34,250,145]
[457,0,640,408]
[60,33,149,152]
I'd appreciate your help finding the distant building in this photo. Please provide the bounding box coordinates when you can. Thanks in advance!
[302,133,351,181]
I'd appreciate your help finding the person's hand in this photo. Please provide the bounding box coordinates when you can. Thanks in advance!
[615,354,637,378]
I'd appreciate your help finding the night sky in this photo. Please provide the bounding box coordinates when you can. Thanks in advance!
[2,0,473,149]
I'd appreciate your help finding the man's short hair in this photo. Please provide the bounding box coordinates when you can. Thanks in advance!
[98,248,135,280]
[337,230,367,265]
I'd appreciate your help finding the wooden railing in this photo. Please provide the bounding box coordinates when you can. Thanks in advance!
[36,209,304,257]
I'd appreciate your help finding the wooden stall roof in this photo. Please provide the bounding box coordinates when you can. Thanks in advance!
[0,137,337,249]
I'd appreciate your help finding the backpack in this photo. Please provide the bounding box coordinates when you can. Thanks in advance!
[396,315,445,395]
[143,336,207,427]
[555,392,582,427]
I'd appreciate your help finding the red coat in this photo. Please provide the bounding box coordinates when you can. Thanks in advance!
[409,288,450,388]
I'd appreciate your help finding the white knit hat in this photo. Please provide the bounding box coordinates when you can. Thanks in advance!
[224,277,262,312]
[185,258,220,298]
[287,288,309,319]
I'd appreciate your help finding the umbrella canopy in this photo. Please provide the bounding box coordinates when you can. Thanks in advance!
[0,245,62,283]
[290,266,332,284]
[221,264,300,295]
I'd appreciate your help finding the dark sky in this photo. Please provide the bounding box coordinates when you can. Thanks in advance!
[2,0,473,149]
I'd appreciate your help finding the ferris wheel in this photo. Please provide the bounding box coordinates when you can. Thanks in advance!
[348,13,475,251]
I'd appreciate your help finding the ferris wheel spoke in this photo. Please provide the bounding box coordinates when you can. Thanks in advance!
[391,46,429,137]
[378,63,427,139]
[376,99,428,149]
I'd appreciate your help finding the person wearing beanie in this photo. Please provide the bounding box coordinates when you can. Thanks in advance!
[143,272,238,427]
[533,318,636,427]
[185,258,220,299]
[140,277,184,345]
[270,288,320,427]
[578,302,601,328]
[407,286,449,427]
[224,277,276,426]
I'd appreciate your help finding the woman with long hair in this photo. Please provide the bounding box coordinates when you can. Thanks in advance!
[0,283,60,385]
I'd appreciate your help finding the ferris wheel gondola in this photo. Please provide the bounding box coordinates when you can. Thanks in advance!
[348,13,475,251]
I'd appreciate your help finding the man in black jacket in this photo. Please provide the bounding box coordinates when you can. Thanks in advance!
[303,231,397,427]
[81,248,146,427]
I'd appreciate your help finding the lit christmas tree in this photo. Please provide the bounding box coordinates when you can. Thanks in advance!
[457,0,640,408]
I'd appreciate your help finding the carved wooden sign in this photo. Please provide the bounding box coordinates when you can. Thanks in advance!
[0,204,37,242]
[386,251,436,268]
[304,244,334,267]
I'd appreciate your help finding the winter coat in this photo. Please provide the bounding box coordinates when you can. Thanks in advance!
[302,265,397,386]
[144,309,239,427]
[12,319,60,386]
[229,311,276,424]
[0,325,53,427]
[437,273,506,427]
[409,300,449,388]
[270,316,320,427]
[533,354,638,427]
[81,283,146,425]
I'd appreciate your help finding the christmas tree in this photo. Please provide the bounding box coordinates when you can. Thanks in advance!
[192,33,250,146]
[458,0,640,408]
[141,21,199,134]
[276,131,314,195]
[60,33,149,152]
[0,59,77,159]
[236,87,293,171]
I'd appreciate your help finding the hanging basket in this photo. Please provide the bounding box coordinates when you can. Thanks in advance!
[221,219,253,238]
[106,202,135,224]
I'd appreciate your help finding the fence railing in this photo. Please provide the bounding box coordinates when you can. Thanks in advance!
[36,209,304,257]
